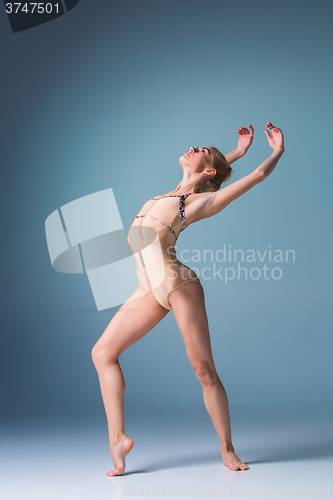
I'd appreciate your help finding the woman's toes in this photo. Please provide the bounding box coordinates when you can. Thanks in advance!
[226,463,239,471]
[107,467,124,477]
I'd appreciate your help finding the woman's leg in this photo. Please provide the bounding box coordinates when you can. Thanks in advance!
[91,285,169,476]
[168,282,249,471]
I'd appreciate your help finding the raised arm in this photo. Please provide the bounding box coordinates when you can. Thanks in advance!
[190,122,284,222]
[224,124,254,165]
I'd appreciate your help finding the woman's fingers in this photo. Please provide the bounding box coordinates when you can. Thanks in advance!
[237,123,279,140]
[266,122,282,134]
[237,126,253,135]
[264,123,284,150]
[266,121,282,133]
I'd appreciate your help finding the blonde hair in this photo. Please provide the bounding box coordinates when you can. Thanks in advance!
[197,147,233,193]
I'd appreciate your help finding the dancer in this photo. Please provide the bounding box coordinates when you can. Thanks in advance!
[92,122,284,475]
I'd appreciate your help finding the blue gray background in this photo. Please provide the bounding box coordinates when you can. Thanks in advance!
[1,0,332,424]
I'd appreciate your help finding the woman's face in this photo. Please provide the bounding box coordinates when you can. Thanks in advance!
[179,147,213,172]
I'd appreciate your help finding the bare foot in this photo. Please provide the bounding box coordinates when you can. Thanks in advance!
[221,447,249,471]
[107,434,134,476]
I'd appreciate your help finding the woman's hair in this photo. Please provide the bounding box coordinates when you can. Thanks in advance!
[198,147,233,193]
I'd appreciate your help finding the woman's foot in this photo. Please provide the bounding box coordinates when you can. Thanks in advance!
[107,434,134,476]
[221,446,249,471]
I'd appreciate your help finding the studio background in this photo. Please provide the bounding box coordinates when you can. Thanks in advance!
[1,0,332,426]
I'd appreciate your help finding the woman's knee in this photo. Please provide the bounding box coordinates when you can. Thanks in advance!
[91,341,117,368]
[192,360,217,387]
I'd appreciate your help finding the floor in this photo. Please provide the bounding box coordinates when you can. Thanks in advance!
[1,405,332,500]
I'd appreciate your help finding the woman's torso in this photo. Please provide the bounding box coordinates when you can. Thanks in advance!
[126,192,203,308]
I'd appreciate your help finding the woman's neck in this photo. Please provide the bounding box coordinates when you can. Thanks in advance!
[172,174,203,194]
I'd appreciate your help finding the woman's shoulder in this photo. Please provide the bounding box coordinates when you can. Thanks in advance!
[150,191,174,199]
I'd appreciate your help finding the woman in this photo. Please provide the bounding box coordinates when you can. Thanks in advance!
[92,122,285,475]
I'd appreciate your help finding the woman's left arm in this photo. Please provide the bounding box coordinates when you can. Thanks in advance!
[224,124,254,165]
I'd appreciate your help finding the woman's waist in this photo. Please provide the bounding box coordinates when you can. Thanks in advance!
[127,225,177,251]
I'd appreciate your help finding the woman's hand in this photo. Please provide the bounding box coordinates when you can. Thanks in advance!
[236,124,254,154]
[264,122,284,151]
[224,124,254,165]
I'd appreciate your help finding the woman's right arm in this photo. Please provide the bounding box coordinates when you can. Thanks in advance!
[224,124,254,165]
[189,123,284,222]
[258,122,285,176]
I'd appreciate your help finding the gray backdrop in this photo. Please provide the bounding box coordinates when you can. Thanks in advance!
[1,0,332,422]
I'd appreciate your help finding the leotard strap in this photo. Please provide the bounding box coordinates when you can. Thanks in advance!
[132,193,192,238]
[132,214,177,238]
[151,193,192,201]
[179,194,191,231]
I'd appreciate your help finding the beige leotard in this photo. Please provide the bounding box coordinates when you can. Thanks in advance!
[127,193,201,310]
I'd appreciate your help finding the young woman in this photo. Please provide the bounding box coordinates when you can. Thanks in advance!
[91,122,285,475]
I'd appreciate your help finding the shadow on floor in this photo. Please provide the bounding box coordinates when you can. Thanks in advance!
[125,439,333,474]
[247,440,333,464]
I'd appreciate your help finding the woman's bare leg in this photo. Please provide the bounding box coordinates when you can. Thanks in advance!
[91,285,169,476]
[169,282,249,471]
